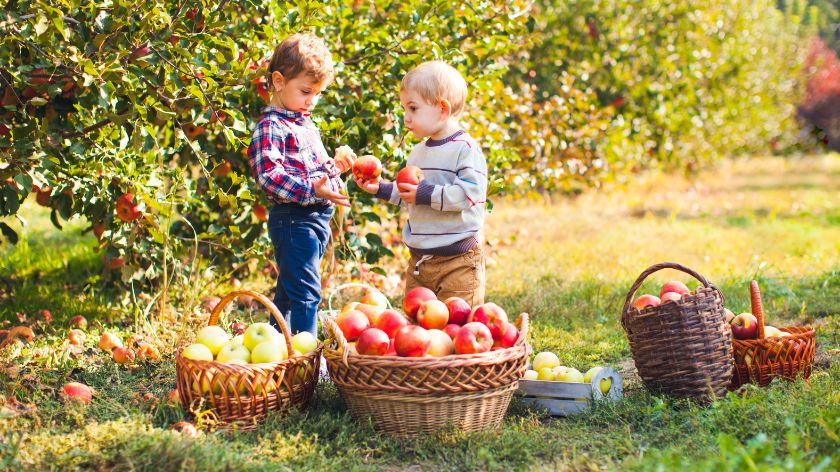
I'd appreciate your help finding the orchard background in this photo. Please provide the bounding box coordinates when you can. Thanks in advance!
[1,1,839,470]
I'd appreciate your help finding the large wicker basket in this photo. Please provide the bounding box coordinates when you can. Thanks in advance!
[321,309,529,437]
[176,290,322,430]
[621,262,733,400]
[730,281,816,388]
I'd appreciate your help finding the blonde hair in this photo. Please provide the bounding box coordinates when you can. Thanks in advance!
[268,33,334,86]
[400,61,468,116]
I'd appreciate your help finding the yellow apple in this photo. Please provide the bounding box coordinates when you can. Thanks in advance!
[764,326,783,337]
[251,340,288,363]
[360,289,389,309]
[291,332,318,355]
[243,323,282,351]
[231,334,245,345]
[216,340,251,363]
[182,343,213,361]
[553,366,584,383]
[523,369,538,380]
[196,325,231,356]
[584,366,612,395]
[532,351,560,372]
[537,367,555,380]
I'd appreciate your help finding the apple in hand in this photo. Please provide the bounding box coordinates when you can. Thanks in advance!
[468,303,508,339]
[417,299,449,330]
[394,325,431,357]
[242,323,282,351]
[454,322,493,354]
[292,331,318,354]
[216,341,251,363]
[336,309,371,342]
[403,287,436,320]
[731,313,758,340]
[375,309,410,338]
[182,343,214,361]
[633,294,660,310]
[195,325,231,356]
[351,155,382,182]
[659,280,690,298]
[444,297,471,325]
[427,329,456,357]
[396,165,424,186]
[356,328,391,356]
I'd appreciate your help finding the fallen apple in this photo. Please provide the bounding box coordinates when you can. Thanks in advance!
[69,315,88,330]
[171,421,200,437]
[67,329,86,346]
[136,344,160,361]
[62,382,94,405]
[98,332,123,352]
[417,299,450,330]
[167,389,179,405]
[112,346,136,364]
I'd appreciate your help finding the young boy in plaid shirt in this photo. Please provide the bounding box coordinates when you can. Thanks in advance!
[248,33,355,335]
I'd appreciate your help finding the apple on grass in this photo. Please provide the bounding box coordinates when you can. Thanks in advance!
[195,325,231,356]
[98,332,123,352]
[532,351,560,372]
[417,299,450,330]
[453,322,493,354]
[292,332,318,355]
[375,309,410,339]
[67,329,85,346]
[394,325,431,357]
[136,344,160,361]
[427,329,455,357]
[356,328,391,356]
[62,382,94,404]
[403,287,436,320]
[243,323,282,351]
[216,340,251,363]
[731,313,758,340]
[444,297,471,325]
[633,294,661,310]
[583,366,612,395]
[112,346,135,364]
[70,315,88,330]
[468,303,508,339]
[182,343,214,361]
[659,280,690,298]
[336,310,370,342]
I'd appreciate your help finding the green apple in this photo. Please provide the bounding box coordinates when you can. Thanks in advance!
[764,326,783,337]
[292,332,318,355]
[216,341,251,363]
[523,369,539,380]
[537,367,555,380]
[195,326,231,356]
[553,366,584,383]
[182,343,213,361]
[192,372,222,395]
[250,340,288,363]
[584,366,612,395]
[231,334,245,345]
[243,323,282,351]
[532,351,560,372]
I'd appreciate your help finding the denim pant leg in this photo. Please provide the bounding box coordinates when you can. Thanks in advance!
[268,205,332,336]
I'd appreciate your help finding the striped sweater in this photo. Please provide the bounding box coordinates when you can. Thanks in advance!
[376,130,487,256]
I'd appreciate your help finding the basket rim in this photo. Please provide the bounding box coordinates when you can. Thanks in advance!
[175,342,323,371]
[731,326,815,347]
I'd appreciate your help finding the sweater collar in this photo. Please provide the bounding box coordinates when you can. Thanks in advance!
[425,129,465,147]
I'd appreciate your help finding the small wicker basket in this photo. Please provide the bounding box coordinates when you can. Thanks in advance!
[621,262,733,400]
[175,290,322,429]
[730,281,816,388]
[320,291,529,437]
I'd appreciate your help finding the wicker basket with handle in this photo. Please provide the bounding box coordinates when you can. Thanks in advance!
[730,281,816,388]
[175,290,322,429]
[621,262,733,400]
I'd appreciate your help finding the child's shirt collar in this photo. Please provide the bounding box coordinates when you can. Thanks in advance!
[263,105,311,123]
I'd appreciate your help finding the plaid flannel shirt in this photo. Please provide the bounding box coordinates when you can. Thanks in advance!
[248,106,343,206]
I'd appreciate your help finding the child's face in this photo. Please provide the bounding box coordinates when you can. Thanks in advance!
[400,89,446,139]
[272,72,328,113]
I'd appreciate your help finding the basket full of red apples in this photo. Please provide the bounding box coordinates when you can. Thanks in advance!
[320,284,529,437]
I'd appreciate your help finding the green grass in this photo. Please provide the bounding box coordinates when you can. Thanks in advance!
[1,155,839,471]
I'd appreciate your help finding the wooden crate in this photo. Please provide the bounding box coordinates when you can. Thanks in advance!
[517,367,623,416]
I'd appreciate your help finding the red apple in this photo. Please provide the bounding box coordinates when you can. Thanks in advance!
[468,303,508,340]
[427,329,455,357]
[67,329,86,346]
[98,332,123,352]
[167,389,180,405]
[102,253,125,269]
[384,338,397,356]
[112,346,136,364]
[444,297,471,325]
[417,299,449,330]
[396,165,424,186]
[336,309,370,342]
[632,294,660,310]
[659,281,690,298]
[454,322,493,354]
[375,309,410,338]
[351,155,382,182]
[230,321,247,335]
[171,421,200,437]
[394,325,431,357]
[492,322,519,348]
[38,309,52,323]
[356,328,390,356]
[660,292,682,304]
[443,323,461,339]
[36,187,51,206]
[62,382,93,405]
[253,203,267,222]
[136,344,160,361]
[403,287,436,320]
[115,193,142,222]
[731,313,759,340]
[70,315,87,329]
[355,303,385,325]
[92,223,106,241]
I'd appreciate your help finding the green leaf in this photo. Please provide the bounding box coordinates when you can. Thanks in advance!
[0,222,18,244]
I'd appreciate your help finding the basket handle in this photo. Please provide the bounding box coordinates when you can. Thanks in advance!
[621,262,719,321]
[326,282,392,313]
[208,290,294,352]
[750,280,766,339]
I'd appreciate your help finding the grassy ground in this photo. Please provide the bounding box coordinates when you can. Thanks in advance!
[1,155,839,471]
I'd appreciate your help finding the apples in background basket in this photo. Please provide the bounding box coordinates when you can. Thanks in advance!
[403,287,436,320]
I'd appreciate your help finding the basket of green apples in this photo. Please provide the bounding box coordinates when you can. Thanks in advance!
[175,290,322,429]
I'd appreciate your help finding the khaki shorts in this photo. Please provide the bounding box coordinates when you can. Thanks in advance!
[404,244,486,307]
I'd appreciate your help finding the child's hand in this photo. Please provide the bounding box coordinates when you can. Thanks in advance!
[398,182,418,204]
[334,145,356,173]
[314,176,350,207]
[353,176,380,194]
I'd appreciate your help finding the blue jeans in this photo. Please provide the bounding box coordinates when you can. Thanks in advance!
[267,203,333,336]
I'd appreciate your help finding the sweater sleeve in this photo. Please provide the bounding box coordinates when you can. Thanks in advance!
[374,181,403,205]
[415,143,486,212]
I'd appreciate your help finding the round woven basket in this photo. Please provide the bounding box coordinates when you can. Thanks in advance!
[321,308,529,437]
[621,262,733,400]
[731,281,816,388]
[175,290,322,429]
